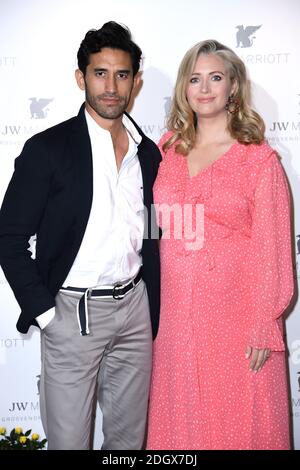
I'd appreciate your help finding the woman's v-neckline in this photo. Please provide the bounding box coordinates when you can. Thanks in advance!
[186,141,239,180]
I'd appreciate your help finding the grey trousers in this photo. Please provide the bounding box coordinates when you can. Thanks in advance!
[39,280,152,450]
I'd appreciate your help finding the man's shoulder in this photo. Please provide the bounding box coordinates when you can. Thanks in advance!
[124,113,153,144]
[140,133,162,163]
[28,114,79,145]
[125,112,161,160]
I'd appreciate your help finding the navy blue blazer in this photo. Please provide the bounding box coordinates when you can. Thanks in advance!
[0,104,161,338]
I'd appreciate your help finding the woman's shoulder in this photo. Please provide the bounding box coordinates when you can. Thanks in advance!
[238,140,278,167]
[157,130,180,161]
[158,130,175,148]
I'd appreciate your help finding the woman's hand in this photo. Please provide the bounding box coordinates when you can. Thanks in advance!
[245,345,270,372]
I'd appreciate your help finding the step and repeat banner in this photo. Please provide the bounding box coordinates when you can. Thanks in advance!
[0,0,299,449]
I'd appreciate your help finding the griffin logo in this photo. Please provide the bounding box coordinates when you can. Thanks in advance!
[36,374,41,395]
[164,96,172,116]
[297,235,300,256]
[236,25,262,48]
[29,97,53,118]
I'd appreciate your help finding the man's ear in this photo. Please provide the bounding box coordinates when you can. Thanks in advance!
[75,69,85,91]
[133,71,142,90]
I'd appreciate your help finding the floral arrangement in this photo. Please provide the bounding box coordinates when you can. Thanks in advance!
[0,427,47,450]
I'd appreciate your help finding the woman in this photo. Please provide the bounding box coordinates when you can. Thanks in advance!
[147,40,294,450]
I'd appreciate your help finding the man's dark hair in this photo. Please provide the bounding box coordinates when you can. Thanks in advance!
[77,21,142,76]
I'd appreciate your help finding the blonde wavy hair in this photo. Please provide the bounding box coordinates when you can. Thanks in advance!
[164,39,265,154]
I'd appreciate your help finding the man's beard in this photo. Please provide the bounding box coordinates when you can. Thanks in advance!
[86,90,131,120]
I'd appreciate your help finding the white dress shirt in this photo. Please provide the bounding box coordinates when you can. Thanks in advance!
[36,109,144,329]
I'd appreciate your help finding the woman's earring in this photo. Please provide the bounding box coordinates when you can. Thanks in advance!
[225,94,240,114]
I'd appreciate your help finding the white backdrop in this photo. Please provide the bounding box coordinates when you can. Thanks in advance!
[0,0,299,450]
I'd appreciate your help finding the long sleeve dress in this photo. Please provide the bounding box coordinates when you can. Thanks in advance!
[147,132,294,450]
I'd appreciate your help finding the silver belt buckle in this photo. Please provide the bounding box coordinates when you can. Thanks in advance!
[112,282,123,300]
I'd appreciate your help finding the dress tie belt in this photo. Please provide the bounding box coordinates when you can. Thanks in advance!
[60,268,143,336]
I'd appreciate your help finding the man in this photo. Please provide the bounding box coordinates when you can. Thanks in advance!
[0,21,161,450]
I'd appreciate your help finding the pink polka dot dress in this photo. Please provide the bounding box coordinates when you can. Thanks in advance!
[147,132,294,450]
